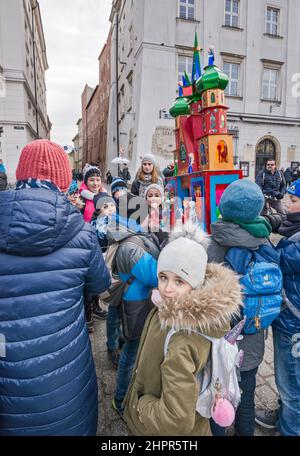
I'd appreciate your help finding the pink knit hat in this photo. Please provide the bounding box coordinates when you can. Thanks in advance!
[16,140,72,192]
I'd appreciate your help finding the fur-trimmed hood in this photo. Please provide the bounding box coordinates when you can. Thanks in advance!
[158,263,242,337]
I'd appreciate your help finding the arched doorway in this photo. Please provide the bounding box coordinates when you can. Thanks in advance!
[255,137,278,176]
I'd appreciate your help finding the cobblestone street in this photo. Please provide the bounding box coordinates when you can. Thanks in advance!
[90,319,278,437]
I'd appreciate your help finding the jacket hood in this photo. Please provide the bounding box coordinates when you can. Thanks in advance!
[211,219,267,249]
[0,188,85,257]
[158,263,242,337]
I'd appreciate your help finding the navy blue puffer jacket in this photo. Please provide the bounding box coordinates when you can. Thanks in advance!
[273,231,300,335]
[0,188,110,435]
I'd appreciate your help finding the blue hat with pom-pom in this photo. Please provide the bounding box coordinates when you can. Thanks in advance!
[111,177,127,195]
[219,179,264,222]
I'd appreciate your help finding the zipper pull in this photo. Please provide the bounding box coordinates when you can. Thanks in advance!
[254,316,261,330]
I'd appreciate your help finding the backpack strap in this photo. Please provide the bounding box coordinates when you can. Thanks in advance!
[164,328,214,357]
[224,247,254,275]
[113,234,157,288]
[163,328,178,356]
[284,294,300,321]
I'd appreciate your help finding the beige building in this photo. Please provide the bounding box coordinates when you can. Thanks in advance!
[81,84,94,168]
[79,30,112,173]
[107,0,300,180]
[0,0,51,182]
[72,118,83,172]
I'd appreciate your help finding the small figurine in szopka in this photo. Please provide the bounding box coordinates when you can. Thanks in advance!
[175,207,184,227]
[162,188,172,229]
[188,153,194,174]
[183,198,190,223]
[174,159,178,177]
[188,200,197,225]
[208,47,215,66]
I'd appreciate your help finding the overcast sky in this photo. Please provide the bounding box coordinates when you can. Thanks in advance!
[39,0,112,147]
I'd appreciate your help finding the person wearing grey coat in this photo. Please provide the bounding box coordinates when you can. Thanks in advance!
[0,172,7,191]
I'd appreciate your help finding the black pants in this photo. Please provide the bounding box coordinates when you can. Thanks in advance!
[235,367,259,436]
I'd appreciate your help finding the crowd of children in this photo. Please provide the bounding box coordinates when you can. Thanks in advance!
[0,139,300,436]
[66,156,300,437]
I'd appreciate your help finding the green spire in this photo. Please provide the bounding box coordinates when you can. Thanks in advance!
[191,32,202,83]
[184,71,191,86]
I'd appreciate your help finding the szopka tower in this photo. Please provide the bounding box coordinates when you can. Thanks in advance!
[167,34,241,233]
[170,34,234,176]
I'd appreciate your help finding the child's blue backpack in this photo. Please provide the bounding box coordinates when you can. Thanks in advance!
[224,244,283,334]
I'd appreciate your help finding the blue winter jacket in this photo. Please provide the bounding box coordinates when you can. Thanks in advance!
[273,231,300,335]
[0,188,111,435]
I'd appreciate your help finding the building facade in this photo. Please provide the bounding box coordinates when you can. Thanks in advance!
[107,0,300,179]
[72,118,83,172]
[81,84,94,168]
[0,0,51,182]
[85,84,101,167]
[72,132,79,170]
[80,30,112,174]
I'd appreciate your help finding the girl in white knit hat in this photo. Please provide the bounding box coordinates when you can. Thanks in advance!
[123,223,242,436]
[131,154,163,198]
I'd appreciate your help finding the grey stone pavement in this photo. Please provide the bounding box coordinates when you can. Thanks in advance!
[90,231,283,437]
[90,320,278,437]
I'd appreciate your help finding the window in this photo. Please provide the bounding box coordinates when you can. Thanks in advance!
[262,68,279,100]
[223,62,240,96]
[225,0,239,27]
[178,55,193,83]
[179,0,195,20]
[128,25,133,56]
[240,161,249,177]
[266,7,279,35]
[127,72,133,111]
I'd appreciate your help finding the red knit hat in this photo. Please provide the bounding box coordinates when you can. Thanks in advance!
[16,139,72,192]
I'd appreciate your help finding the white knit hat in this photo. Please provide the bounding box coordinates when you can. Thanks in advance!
[145,183,164,199]
[157,222,209,289]
[142,154,156,166]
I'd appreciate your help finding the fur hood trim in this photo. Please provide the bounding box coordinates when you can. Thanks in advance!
[158,263,242,334]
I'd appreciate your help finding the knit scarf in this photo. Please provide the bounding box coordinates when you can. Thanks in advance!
[223,216,272,238]
[278,212,300,238]
[16,178,61,193]
[141,174,152,184]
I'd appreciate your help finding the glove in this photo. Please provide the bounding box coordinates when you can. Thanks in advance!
[276,193,284,200]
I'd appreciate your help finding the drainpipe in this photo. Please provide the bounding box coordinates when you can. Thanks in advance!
[116,11,120,176]
[32,3,39,138]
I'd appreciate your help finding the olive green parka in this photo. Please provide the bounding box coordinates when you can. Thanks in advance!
[123,263,242,436]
